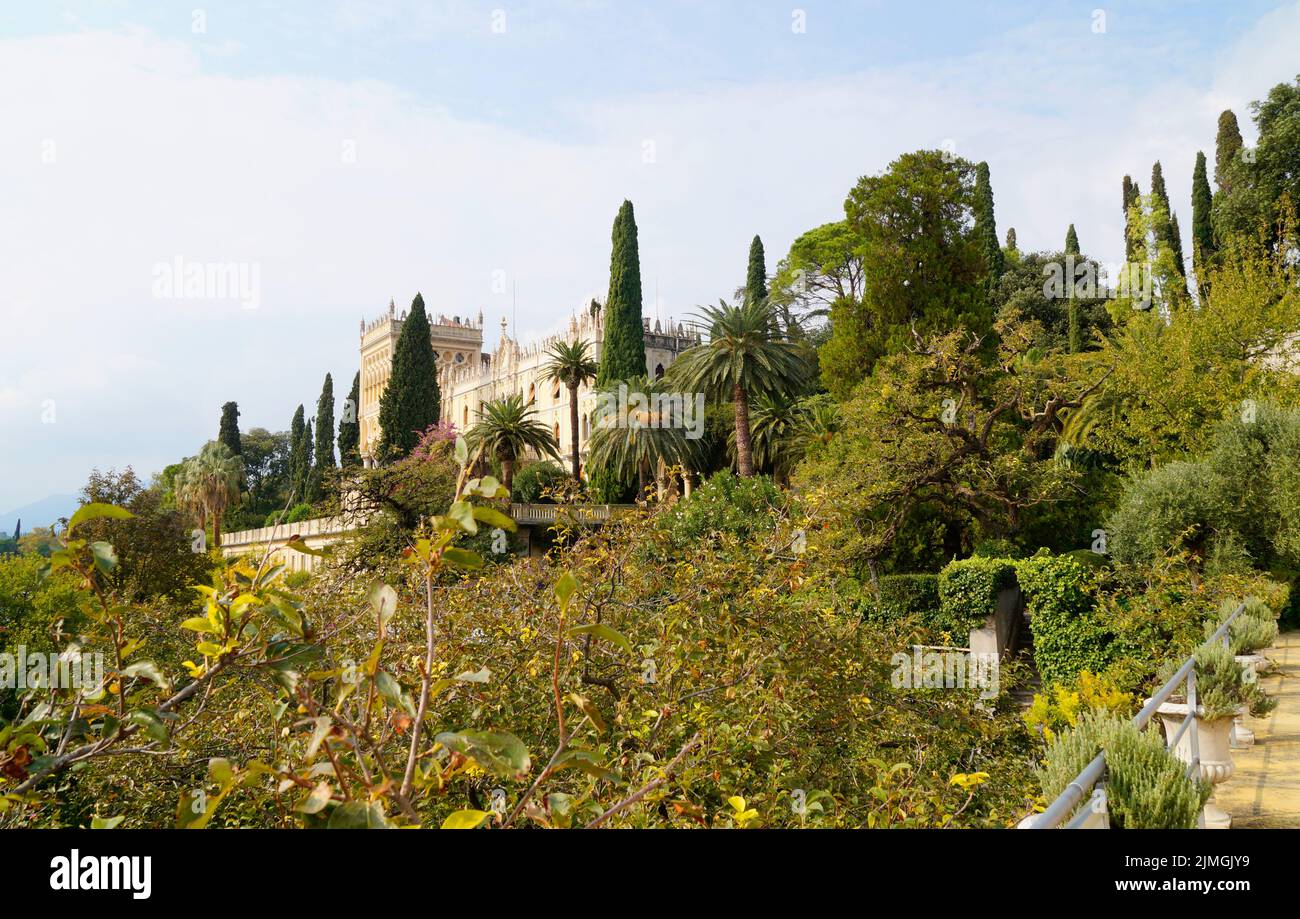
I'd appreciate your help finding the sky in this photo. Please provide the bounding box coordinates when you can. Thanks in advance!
[2,0,1300,514]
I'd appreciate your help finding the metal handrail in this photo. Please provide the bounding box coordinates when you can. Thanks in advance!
[1024,600,1246,828]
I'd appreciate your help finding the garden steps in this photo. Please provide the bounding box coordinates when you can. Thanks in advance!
[1217,630,1300,828]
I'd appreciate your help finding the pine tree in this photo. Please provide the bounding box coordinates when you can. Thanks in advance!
[596,200,647,387]
[973,161,1003,295]
[289,405,309,503]
[1191,150,1215,297]
[1065,225,1081,354]
[338,371,361,469]
[1214,109,1244,193]
[745,235,768,305]
[1122,175,1141,262]
[378,293,441,460]
[218,401,242,456]
[311,373,336,500]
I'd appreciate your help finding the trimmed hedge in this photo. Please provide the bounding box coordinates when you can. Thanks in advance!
[938,557,1017,635]
[1017,554,1113,686]
[861,574,939,624]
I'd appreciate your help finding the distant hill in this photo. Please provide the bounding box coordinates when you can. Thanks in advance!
[0,494,80,536]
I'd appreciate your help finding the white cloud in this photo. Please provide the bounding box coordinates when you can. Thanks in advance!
[3,7,1300,510]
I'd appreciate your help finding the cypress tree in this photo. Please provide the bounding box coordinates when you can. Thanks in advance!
[378,293,441,460]
[1150,162,1185,277]
[1005,227,1017,253]
[302,421,315,503]
[973,161,1003,295]
[289,405,308,503]
[1064,224,1081,354]
[338,371,361,469]
[1214,110,1244,193]
[1191,150,1215,295]
[596,200,647,387]
[218,401,242,456]
[1122,175,1141,262]
[311,373,336,500]
[745,235,768,305]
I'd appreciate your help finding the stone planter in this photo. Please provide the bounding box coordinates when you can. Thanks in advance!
[1155,702,1234,829]
[1231,655,1268,748]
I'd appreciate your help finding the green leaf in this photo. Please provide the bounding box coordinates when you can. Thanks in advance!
[285,537,326,557]
[475,476,508,499]
[566,622,632,654]
[455,666,491,683]
[125,708,168,743]
[89,541,118,574]
[180,616,218,634]
[295,781,333,814]
[90,815,125,829]
[551,748,618,782]
[566,692,607,735]
[454,436,469,467]
[442,809,492,830]
[367,583,399,631]
[442,547,484,569]
[208,757,234,789]
[306,715,332,760]
[67,502,133,533]
[447,500,478,534]
[471,505,517,532]
[435,730,532,780]
[326,800,389,829]
[554,571,579,611]
[122,660,172,693]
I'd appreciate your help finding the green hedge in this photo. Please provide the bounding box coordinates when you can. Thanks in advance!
[938,557,1017,635]
[1017,554,1114,686]
[861,574,939,624]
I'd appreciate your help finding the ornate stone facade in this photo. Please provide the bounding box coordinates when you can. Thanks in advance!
[358,300,699,472]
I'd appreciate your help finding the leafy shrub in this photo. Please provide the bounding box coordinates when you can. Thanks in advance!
[1022,671,1132,742]
[1178,640,1275,720]
[657,472,782,547]
[1209,596,1278,655]
[1017,554,1113,686]
[511,461,571,504]
[1037,710,1209,829]
[861,574,939,624]
[937,556,1017,635]
[1106,461,1223,568]
[284,503,314,524]
[284,570,312,590]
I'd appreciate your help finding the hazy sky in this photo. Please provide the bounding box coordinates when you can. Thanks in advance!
[2,1,1299,512]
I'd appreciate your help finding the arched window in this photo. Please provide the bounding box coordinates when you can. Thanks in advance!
[654,363,665,380]
[463,405,469,427]
[554,422,561,443]
[527,383,536,404]
[582,413,589,439]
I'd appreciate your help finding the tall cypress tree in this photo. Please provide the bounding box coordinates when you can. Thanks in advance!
[218,401,242,456]
[1122,175,1141,262]
[745,235,768,305]
[1004,227,1017,253]
[338,371,361,469]
[378,293,441,460]
[1150,162,1185,277]
[596,200,647,387]
[311,373,336,500]
[289,405,308,503]
[303,421,315,502]
[1214,109,1244,193]
[973,161,1002,296]
[1191,150,1215,296]
[1064,225,1081,353]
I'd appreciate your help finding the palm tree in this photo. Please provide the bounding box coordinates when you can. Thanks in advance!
[466,393,561,494]
[176,441,242,548]
[731,391,803,485]
[587,375,697,499]
[667,298,813,476]
[542,338,599,481]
